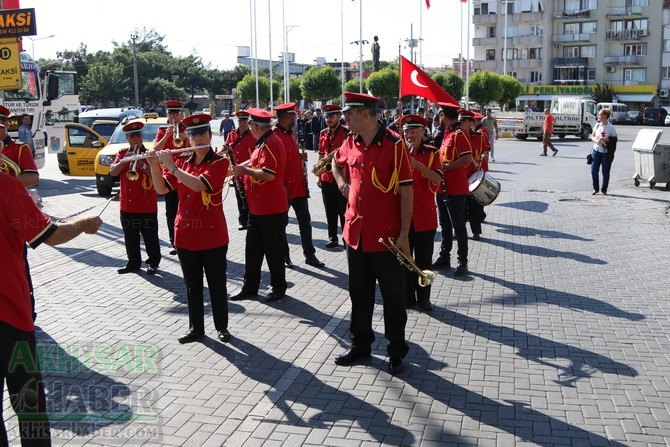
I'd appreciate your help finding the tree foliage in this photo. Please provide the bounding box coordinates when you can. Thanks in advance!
[300,66,342,103]
[468,71,504,109]
[79,62,130,107]
[591,83,617,103]
[366,68,399,106]
[433,72,465,103]
[344,78,367,94]
[498,75,524,111]
[236,74,271,108]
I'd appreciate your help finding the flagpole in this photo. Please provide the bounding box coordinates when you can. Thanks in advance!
[460,1,464,107]
[268,0,274,110]
[466,0,471,109]
[341,0,345,104]
[254,0,259,107]
[359,0,363,93]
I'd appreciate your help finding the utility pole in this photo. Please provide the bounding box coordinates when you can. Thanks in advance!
[130,33,140,108]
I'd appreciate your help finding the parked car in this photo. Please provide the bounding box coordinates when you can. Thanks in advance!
[56,120,115,175]
[93,113,169,196]
[619,110,643,125]
[642,107,668,126]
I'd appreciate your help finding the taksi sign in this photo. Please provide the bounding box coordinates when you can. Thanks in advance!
[0,38,22,90]
[0,8,36,37]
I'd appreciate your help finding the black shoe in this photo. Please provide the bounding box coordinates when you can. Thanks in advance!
[326,239,339,248]
[431,255,450,269]
[418,300,433,311]
[334,347,372,366]
[454,262,468,276]
[217,330,231,343]
[305,255,325,268]
[285,256,294,268]
[178,330,204,344]
[230,291,256,301]
[388,357,404,374]
[146,266,158,275]
[405,300,417,309]
[238,224,247,231]
[117,266,140,274]
[472,234,481,241]
[169,247,177,255]
[263,292,283,303]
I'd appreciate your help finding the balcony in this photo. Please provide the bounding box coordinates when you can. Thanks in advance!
[472,60,497,71]
[473,13,497,25]
[552,57,589,66]
[605,6,642,17]
[512,35,543,46]
[512,11,542,22]
[553,9,593,19]
[553,33,593,44]
[604,29,648,41]
[603,55,641,66]
[473,36,499,47]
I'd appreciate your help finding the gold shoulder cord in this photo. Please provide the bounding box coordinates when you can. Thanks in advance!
[371,139,402,194]
[427,151,440,194]
[250,143,278,186]
[200,158,229,208]
[441,132,472,164]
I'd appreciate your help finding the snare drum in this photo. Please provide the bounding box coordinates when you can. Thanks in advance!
[468,171,501,206]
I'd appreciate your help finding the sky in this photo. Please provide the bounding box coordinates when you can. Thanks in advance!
[20,0,474,71]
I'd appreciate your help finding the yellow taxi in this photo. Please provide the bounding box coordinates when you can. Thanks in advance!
[94,113,168,196]
[57,120,116,175]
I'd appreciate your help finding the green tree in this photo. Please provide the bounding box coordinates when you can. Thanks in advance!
[498,75,524,111]
[301,66,342,103]
[367,68,399,106]
[433,72,465,103]
[236,74,271,108]
[592,83,617,103]
[344,78,366,93]
[468,71,504,109]
[80,62,130,107]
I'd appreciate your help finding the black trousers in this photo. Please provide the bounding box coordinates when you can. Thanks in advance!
[233,181,248,227]
[436,193,468,263]
[120,211,161,269]
[466,196,484,236]
[243,212,288,296]
[176,245,228,333]
[405,229,436,305]
[0,322,50,447]
[283,196,316,258]
[164,190,179,246]
[321,181,346,241]
[347,244,409,359]
[24,244,36,322]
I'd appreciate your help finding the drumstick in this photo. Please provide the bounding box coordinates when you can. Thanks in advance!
[97,193,119,217]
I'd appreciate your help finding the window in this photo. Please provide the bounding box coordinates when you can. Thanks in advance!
[624,68,646,82]
[624,44,647,56]
[529,48,542,59]
[486,49,496,60]
[581,46,596,58]
[530,24,543,36]
[662,67,670,80]
[610,18,649,32]
[564,46,580,58]
[488,26,496,38]
[664,40,670,52]
[506,0,514,14]
[582,22,596,34]
[530,71,542,82]
[565,23,579,34]
[587,68,596,81]
[506,71,518,78]
[506,48,520,60]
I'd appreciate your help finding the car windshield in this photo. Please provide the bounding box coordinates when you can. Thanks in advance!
[108,122,167,144]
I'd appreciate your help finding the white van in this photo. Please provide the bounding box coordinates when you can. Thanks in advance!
[597,103,628,124]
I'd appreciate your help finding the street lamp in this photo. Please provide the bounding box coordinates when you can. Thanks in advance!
[27,34,55,59]
[284,25,299,103]
[130,33,140,108]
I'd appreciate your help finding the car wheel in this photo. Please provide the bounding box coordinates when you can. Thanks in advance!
[58,164,70,174]
[96,183,113,197]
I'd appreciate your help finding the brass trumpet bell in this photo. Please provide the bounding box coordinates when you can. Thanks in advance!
[378,237,436,287]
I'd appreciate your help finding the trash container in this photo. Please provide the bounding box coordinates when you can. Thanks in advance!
[632,128,670,189]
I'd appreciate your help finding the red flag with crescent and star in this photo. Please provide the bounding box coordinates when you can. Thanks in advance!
[399,56,458,104]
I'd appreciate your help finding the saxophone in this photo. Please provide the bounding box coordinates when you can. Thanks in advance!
[311,150,337,176]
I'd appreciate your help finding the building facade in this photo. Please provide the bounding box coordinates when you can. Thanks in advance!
[471,0,669,109]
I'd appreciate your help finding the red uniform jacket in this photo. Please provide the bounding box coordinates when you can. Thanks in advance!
[163,149,230,251]
[114,147,158,213]
[244,131,288,216]
[318,124,348,184]
[439,128,472,196]
[335,126,413,253]
[411,144,441,232]
[274,124,307,200]
[1,138,38,174]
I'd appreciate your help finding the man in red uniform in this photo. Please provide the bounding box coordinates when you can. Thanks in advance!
[466,112,491,240]
[149,113,232,344]
[110,121,161,274]
[318,104,349,248]
[224,111,256,230]
[154,100,188,255]
[1,172,102,446]
[274,102,324,268]
[331,92,414,375]
[230,108,289,303]
[436,109,475,276]
[400,114,442,312]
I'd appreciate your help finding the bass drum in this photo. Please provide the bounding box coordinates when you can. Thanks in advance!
[468,171,501,206]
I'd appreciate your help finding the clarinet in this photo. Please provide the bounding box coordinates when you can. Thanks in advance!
[301,145,310,198]
[226,143,248,210]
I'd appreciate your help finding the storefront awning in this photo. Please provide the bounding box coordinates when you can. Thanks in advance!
[516,94,555,101]
[616,94,655,103]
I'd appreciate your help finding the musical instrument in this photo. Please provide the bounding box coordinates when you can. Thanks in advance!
[1,153,21,177]
[172,120,184,148]
[301,144,310,198]
[378,237,436,288]
[126,145,140,181]
[468,170,501,206]
[116,145,210,164]
[312,150,337,176]
[225,144,247,210]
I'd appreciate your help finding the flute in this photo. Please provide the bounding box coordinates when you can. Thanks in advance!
[116,145,210,164]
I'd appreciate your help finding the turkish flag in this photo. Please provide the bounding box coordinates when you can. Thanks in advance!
[425,0,431,7]
[399,56,458,104]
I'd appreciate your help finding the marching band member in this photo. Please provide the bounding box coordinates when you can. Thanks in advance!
[400,114,442,312]
[230,108,289,304]
[153,100,188,255]
[148,113,232,344]
[1,171,102,447]
[109,121,162,274]
[224,111,256,230]
[466,112,491,240]
[436,108,475,277]
[273,102,324,268]
[331,92,413,375]
[318,104,348,249]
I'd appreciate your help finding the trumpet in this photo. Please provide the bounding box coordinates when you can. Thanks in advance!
[378,237,436,287]
[116,145,210,164]
[312,150,337,176]
[171,120,184,148]
[126,145,140,181]
[1,152,21,177]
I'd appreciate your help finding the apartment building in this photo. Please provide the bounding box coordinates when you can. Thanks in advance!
[471,0,668,109]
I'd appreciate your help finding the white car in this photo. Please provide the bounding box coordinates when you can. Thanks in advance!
[201,108,212,115]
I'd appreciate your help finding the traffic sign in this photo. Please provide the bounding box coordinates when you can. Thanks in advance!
[215,94,235,100]
[0,38,22,90]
